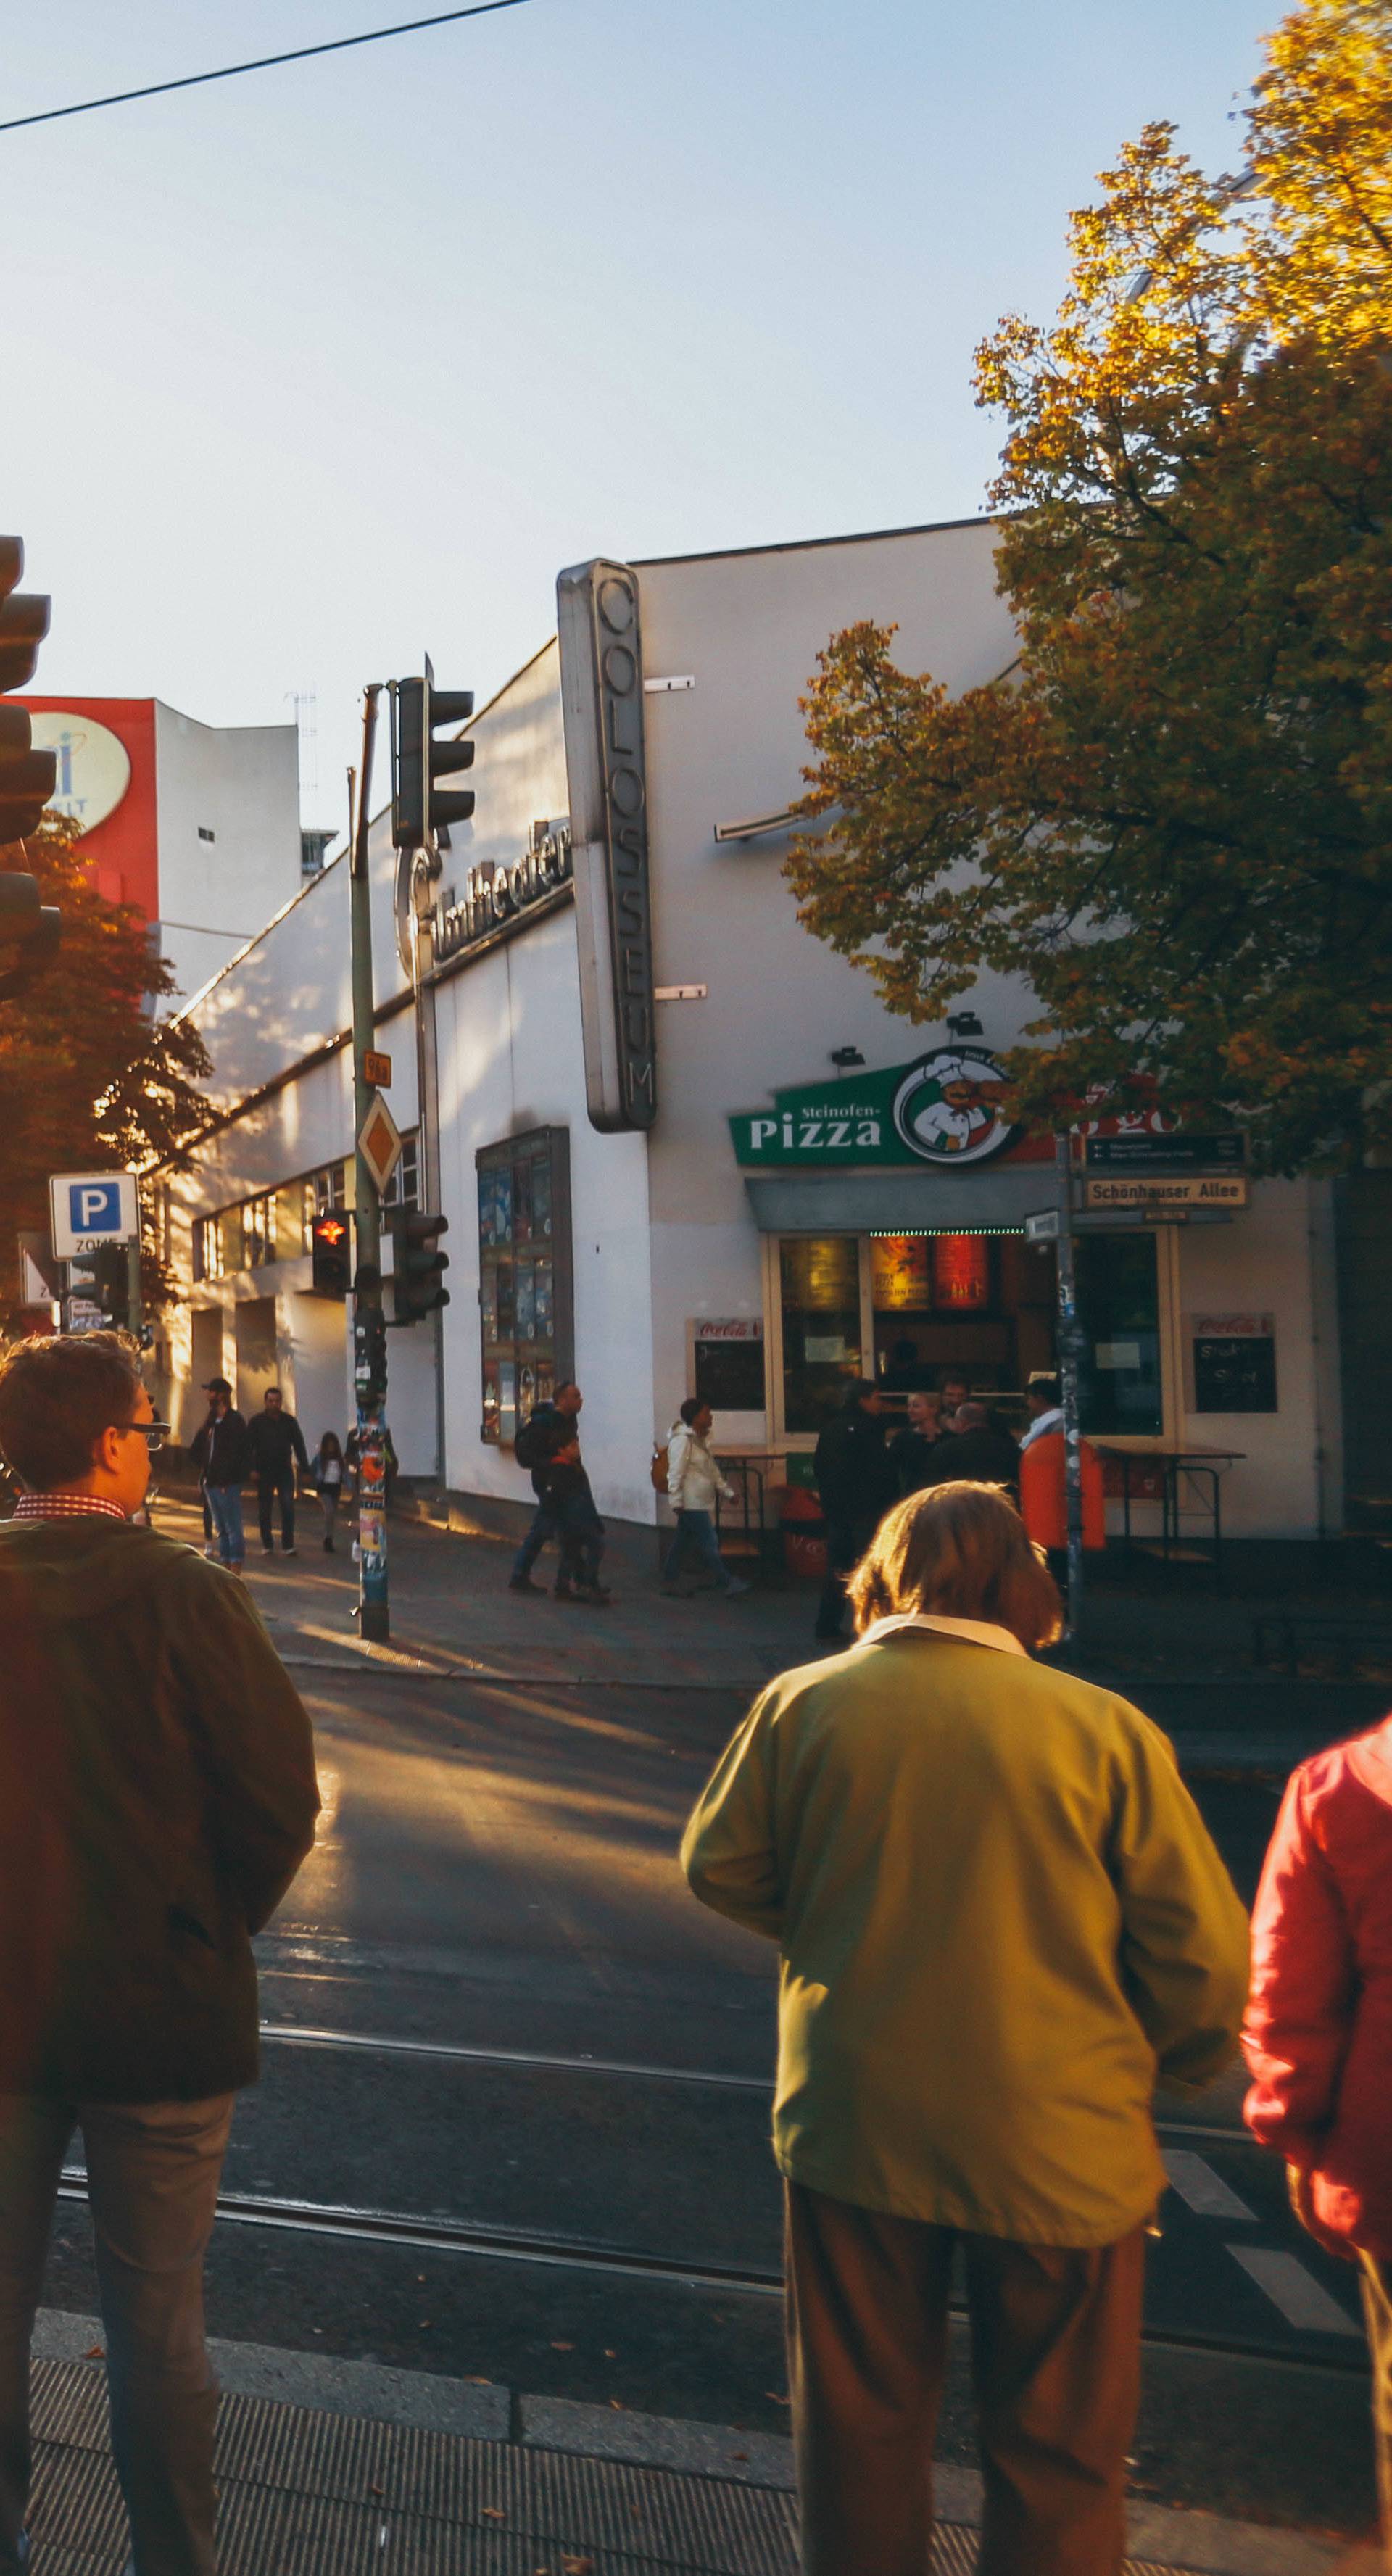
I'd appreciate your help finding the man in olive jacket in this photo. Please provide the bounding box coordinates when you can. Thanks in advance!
[683,1481,1248,2576]
[0,1332,319,2576]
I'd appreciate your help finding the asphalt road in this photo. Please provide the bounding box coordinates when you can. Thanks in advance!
[40,1664,1382,2540]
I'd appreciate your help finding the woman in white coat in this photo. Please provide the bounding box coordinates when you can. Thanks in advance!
[663,1399,750,1598]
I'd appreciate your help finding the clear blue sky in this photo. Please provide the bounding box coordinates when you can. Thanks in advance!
[7,0,1272,846]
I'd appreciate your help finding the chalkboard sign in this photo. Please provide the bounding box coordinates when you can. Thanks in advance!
[692,1321,765,1412]
[1193,1333,1277,1414]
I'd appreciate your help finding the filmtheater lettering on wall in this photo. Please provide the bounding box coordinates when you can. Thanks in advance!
[557,558,657,1135]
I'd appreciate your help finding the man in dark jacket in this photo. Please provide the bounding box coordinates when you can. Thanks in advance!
[508,1382,610,1604]
[924,1400,1021,1492]
[0,1330,318,2576]
[188,1375,250,1573]
[246,1386,310,1557]
[887,1391,940,1496]
[813,1382,897,1642]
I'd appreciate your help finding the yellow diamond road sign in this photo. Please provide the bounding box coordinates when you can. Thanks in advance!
[357,1092,402,1198]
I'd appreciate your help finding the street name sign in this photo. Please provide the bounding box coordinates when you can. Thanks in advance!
[1083,1175,1248,1212]
[1082,1131,1246,1172]
[49,1170,138,1260]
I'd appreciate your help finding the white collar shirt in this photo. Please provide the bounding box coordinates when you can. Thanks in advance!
[853,1611,1027,1659]
[1018,1408,1064,1452]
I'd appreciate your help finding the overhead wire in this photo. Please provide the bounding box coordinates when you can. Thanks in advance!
[0,0,534,137]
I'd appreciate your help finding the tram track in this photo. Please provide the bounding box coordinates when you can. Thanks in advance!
[51,2170,1365,2378]
[257,2020,1259,2153]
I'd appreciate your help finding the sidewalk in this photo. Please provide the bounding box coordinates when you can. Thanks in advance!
[27,2309,1366,2575]
[157,1488,1390,1776]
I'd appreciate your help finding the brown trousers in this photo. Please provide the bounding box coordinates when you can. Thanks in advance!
[785,2181,1146,2576]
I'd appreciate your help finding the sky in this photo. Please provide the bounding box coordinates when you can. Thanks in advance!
[6,0,1275,839]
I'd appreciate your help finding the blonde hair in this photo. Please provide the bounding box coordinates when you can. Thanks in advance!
[847,1480,1063,1652]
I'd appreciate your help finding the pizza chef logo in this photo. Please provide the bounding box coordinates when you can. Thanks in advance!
[891,1046,1015,1166]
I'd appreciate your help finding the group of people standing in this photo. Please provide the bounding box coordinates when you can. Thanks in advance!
[812,1370,1062,1641]
[190,1376,384,1570]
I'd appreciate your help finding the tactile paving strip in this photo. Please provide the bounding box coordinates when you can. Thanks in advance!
[22,2356,1209,2574]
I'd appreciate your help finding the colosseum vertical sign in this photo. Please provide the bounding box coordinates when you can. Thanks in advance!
[557,558,657,1133]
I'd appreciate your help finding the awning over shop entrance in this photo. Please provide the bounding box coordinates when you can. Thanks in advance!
[743,1165,1064,1233]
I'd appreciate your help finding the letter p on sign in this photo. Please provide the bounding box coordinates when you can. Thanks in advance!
[74,1183,120,1232]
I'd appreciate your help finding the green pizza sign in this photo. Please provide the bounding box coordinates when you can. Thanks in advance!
[729,1048,1017,1169]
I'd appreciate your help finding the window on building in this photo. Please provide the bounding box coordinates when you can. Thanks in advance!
[242,1194,274,1268]
[193,1216,225,1283]
[779,1238,863,1433]
[1076,1234,1163,1436]
[384,1134,420,1211]
[476,1129,573,1446]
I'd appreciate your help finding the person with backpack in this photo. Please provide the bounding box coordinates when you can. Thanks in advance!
[660,1399,749,1598]
[509,1382,610,1604]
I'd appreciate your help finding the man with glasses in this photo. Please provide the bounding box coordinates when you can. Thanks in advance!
[0,1330,319,2576]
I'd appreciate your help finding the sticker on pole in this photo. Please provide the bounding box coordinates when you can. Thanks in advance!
[49,1172,139,1260]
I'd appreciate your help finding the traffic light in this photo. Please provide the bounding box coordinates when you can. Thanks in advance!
[0,869,60,1000]
[389,1208,450,1324]
[310,1210,353,1297]
[0,539,56,845]
[392,658,475,851]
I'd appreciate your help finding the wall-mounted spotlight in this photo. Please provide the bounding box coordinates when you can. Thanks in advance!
[945,1011,984,1040]
[830,1045,866,1068]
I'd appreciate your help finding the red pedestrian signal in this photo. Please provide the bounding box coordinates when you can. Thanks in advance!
[310,1211,353,1299]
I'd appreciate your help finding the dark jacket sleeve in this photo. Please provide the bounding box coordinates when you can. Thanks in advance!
[167,1562,320,1932]
[190,1420,211,1473]
[289,1416,310,1472]
[813,1422,847,1516]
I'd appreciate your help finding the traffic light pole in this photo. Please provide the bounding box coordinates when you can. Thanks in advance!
[351,685,391,1643]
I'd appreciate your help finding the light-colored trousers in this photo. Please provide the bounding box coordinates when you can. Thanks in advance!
[0,2092,234,2575]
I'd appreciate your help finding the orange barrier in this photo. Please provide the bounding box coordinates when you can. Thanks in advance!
[1018,1430,1106,1552]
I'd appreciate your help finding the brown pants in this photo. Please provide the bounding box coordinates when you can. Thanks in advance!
[785,2181,1146,2576]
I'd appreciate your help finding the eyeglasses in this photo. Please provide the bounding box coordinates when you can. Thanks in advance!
[120,1420,171,1454]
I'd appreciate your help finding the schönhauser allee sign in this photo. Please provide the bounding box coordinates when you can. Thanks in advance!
[730,1048,1019,1169]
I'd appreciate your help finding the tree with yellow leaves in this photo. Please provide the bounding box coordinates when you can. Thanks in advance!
[787,0,1392,1172]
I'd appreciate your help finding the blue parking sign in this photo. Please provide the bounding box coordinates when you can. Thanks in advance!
[67,1181,123,1235]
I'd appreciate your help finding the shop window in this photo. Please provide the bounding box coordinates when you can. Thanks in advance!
[476,1128,573,1446]
[1075,1234,1162,1436]
[779,1238,863,1433]
[868,1231,1049,1408]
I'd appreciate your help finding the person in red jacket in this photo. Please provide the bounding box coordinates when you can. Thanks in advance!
[1243,1716,1392,2538]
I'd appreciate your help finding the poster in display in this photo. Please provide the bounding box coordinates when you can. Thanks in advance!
[871,1237,930,1309]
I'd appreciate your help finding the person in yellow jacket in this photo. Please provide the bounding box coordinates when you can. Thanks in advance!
[682,1480,1248,2576]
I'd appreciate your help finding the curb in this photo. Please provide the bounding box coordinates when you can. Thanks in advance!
[31,2310,1348,2573]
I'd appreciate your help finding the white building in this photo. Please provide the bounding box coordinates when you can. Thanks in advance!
[156,517,1359,1549]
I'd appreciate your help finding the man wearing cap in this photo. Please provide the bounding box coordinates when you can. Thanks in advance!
[0,1330,319,2576]
[189,1376,250,1575]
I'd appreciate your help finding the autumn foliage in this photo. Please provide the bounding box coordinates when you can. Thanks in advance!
[0,817,211,1310]
[786,0,1392,1173]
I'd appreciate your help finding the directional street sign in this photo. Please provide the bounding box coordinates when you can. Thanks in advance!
[49,1170,139,1261]
[357,1092,402,1199]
